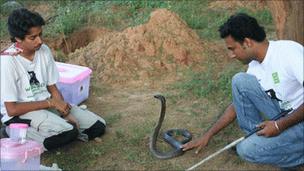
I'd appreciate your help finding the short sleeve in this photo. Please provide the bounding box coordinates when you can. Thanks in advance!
[246,61,258,75]
[0,56,19,102]
[43,45,59,85]
[286,43,304,84]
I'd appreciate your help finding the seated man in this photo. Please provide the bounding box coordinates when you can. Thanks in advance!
[0,8,106,150]
[182,13,303,169]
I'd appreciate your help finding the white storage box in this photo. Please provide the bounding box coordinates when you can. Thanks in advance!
[56,62,92,105]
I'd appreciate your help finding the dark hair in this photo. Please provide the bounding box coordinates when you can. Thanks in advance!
[218,13,266,43]
[8,8,45,42]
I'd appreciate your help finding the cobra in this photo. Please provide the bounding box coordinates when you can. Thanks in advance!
[149,94,192,159]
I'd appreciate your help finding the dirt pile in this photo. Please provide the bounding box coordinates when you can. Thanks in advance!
[68,9,205,87]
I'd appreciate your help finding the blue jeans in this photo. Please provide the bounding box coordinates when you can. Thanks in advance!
[232,72,304,168]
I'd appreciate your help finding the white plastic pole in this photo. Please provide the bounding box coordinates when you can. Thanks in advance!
[186,136,245,171]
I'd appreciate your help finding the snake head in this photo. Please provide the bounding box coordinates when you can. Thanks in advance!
[154,94,166,104]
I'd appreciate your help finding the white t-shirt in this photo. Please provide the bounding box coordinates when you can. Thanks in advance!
[1,44,59,122]
[247,40,304,111]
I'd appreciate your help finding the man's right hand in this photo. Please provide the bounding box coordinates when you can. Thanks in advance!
[182,104,236,154]
[64,114,80,129]
[48,98,71,116]
[181,134,211,154]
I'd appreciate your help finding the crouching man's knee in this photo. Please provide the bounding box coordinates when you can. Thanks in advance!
[232,72,258,90]
[236,138,258,162]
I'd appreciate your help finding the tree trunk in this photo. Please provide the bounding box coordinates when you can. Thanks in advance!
[267,0,304,45]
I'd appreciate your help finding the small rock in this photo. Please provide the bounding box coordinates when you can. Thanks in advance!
[94,137,102,143]
[79,104,87,110]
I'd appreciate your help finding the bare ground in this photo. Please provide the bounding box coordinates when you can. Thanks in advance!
[60,83,280,170]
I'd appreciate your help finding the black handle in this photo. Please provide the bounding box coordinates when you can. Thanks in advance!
[245,109,292,138]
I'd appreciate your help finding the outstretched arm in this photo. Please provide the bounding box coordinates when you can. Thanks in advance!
[182,103,236,153]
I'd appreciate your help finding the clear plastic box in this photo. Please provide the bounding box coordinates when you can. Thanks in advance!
[0,138,43,170]
[56,62,92,105]
[9,123,28,143]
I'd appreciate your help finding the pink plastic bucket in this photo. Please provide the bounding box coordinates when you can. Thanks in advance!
[0,138,44,170]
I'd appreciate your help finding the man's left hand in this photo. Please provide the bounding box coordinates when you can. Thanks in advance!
[256,121,280,137]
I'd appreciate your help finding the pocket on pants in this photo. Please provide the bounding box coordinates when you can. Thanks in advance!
[20,110,73,138]
[19,110,48,129]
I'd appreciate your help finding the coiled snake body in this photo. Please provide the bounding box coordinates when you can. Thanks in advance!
[149,95,192,159]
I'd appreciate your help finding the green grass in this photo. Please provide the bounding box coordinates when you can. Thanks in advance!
[0,19,7,39]
[173,61,242,100]
[0,0,273,42]
[104,113,122,126]
[42,138,116,170]
[111,121,155,166]
[43,2,88,37]
[127,121,152,146]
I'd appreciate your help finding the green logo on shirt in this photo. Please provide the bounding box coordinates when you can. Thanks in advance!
[272,72,280,84]
[25,83,47,97]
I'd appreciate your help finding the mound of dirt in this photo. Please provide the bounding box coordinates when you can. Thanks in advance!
[68,9,205,87]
